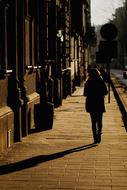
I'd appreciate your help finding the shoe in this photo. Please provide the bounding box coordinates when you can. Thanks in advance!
[97,135,101,143]
[94,139,98,144]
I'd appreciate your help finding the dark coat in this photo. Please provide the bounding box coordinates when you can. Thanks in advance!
[84,77,108,113]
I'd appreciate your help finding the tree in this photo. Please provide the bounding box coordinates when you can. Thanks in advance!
[111,0,127,67]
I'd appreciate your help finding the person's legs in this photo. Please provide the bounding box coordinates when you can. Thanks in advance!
[97,113,103,143]
[90,113,98,143]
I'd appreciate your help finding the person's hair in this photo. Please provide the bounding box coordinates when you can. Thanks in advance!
[89,68,101,79]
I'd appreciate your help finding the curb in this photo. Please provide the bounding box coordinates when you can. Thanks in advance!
[111,75,127,131]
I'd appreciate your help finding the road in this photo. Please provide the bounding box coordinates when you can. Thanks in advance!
[111,69,127,87]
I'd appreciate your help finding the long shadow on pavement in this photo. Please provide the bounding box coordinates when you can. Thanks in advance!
[0,143,97,175]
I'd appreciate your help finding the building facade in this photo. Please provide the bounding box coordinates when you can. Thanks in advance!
[0,0,91,154]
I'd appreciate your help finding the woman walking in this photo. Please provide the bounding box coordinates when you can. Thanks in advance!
[84,68,108,143]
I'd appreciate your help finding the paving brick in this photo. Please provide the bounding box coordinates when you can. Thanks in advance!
[0,85,126,189]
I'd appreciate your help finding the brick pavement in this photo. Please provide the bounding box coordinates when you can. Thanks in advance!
[0,85,127,190]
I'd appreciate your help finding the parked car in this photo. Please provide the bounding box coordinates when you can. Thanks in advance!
[123,66,127,79]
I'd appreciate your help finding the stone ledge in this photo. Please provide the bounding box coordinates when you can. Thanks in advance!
[0,106,13,118]
[27,92,40,103]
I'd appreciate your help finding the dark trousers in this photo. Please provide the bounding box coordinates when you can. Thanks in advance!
[90,112,103,143]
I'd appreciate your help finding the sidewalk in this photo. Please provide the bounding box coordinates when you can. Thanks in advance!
[0,86,127,190]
